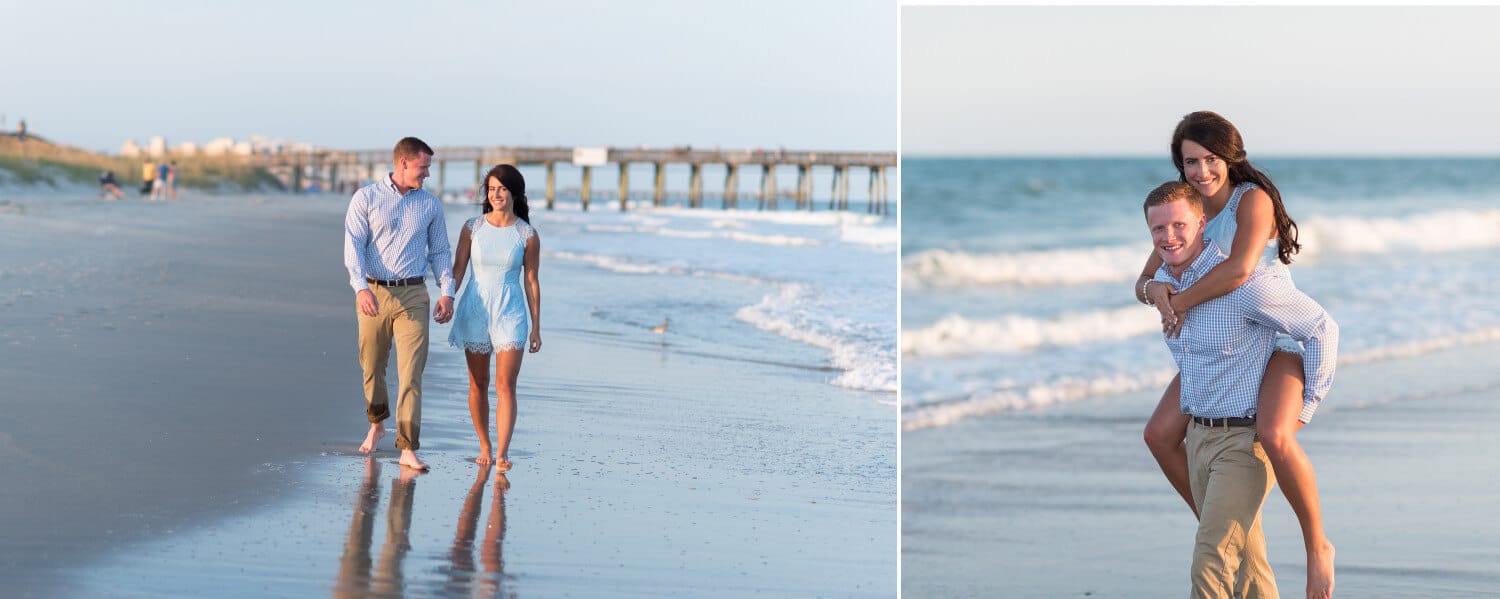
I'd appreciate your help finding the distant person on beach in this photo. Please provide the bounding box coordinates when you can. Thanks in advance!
[167,161,178,201]
[343,136,455,471]
[140,161,156,196]
[152,161,169,201]
[16,119,26,141]
[447,164,542,472]
[1142,181,1338,599]
[1136,112,1338,599]
[98,171,125,200]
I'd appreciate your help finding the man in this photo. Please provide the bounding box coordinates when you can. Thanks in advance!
[1144,181,1338,598]
[343,137,455,471]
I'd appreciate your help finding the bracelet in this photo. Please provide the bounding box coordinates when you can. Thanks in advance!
[1138,277,1155,305]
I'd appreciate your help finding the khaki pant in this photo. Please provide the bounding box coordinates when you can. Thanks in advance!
[356,284,429,450]
[1187,421,1279,599]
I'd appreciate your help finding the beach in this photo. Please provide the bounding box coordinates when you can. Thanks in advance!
[0,190,896,597]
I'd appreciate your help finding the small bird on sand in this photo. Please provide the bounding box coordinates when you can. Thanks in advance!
[651,318,670,335]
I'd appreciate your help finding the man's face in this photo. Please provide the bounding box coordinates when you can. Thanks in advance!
[1146,197,1206,271]
[394,152,433,190]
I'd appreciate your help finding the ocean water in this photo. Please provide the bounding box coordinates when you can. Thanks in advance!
[446,196,898,396]
[901,157,1500,429]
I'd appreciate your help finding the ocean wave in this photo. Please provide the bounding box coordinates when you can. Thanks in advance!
[901,370,1175,431]
[902,326,1500,430]
[840,221,899,249]
[903,208,1500,289]
[1340,326,1500,365]
[736,284,896,393]
[546,251,775,286]
[578,223,822,246]
[901,306,1160,357]
[1298,209,1500,256]
[902,245,1147,288]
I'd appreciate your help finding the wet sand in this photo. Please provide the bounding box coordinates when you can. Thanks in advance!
[0,192,895,597]
[901,340,1500,597]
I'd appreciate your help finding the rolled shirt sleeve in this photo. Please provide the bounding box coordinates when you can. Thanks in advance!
[1243,274,1340,422]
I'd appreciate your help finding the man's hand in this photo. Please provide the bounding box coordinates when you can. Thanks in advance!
[433,296,454,324]
[356,289,379,317]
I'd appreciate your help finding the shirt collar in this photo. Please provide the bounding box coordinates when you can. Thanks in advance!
[1159,237,1225,285]
[1182,237,1226,279]
[383,173,400,194]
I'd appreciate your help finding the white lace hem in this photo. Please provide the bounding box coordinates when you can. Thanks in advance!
[450,340,524,354]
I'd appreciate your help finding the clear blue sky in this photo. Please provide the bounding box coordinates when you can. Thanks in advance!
[4,0,895,154]
[902,5,1500,156]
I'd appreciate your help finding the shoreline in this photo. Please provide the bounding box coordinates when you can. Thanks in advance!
[901,339,1500,597]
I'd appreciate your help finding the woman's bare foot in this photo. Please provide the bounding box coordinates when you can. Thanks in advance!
[495,458,512,473]
[398,449,429,471]
[358,424,385,454]
[1308,541,1335,599]
[475,445,494,466]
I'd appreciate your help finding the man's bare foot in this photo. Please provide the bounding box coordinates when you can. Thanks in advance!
[495,458,512,473]
[476,444,493,466]
[359,424,385,454]
[398,449,429,471]
[1308,541,1335,599]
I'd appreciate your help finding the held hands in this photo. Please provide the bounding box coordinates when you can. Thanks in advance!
[528,330,542,353]
[356,289,379,317]
[433,296,454,324]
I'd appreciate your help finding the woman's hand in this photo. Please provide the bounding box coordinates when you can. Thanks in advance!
[1164,294,1187,338]
[1147,280,1178,326]
[528,330,542,353]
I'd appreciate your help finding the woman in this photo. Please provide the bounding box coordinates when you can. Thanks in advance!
[1135,111,1333,599]
[449,164,543,472]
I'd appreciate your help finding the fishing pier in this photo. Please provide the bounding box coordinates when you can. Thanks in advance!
[256,146,895,214]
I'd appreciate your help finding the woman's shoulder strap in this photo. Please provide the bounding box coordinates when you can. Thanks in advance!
[1226,181,1258,213]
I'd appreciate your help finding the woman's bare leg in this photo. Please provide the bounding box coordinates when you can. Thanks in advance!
[493,350,524,472]
[465,351,493,466]
[1143,374,1195,517]
[1257,350,1334,599]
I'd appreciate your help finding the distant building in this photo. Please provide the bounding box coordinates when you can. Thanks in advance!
[120,139,142,157]
[147,136,167,157]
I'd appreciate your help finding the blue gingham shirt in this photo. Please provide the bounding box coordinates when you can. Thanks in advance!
[1156,239,1339,423]
[343,174,455,296]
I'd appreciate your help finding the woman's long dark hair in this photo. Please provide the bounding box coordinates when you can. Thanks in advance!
[482,164,530,224]
[1170,111,1300,264]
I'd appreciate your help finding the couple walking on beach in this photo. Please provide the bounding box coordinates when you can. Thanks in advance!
[1135,112,1340,599]
[342,136,543,472]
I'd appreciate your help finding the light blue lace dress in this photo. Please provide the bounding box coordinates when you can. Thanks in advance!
[1202,181,1303,354]
[448,216,535,353]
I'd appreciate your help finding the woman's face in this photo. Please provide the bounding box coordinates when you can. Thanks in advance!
[487,176,513,214]
[1179,139,1230,201]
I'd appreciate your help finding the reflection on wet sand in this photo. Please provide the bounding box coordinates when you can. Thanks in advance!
[333,458,421,598]
[445,467,513,597]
